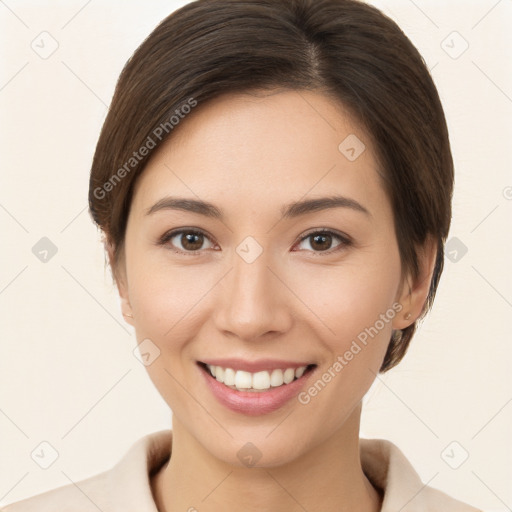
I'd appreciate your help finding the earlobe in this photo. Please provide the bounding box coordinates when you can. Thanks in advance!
[119,290,135,326]
[104,235,134,325]
[117,274,135,326]
[116,268,134,326]
[392,235,437,331]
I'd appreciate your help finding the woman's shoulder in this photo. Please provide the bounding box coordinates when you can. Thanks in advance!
[360,437,483,511]
[1,469,112,512]
[4,432,482,512]
[1,430,172,512]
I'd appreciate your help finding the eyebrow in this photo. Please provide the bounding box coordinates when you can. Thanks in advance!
[145,195,371,219]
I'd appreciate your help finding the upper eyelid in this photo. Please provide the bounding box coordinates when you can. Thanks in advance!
[299,227,350,240]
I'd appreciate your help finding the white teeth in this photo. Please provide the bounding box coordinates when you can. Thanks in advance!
[252,371,270,390]
[270,369,284,387]
[206,364,309,391]
[223,367,236,386]
[283,368,295,384]
[234,370,252,389]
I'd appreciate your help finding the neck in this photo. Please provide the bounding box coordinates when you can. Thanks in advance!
[151,404,382,512]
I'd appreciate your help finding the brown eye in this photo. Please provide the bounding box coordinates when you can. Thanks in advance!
[160,229,215,253]
[179,232,204,251]
[295,230,351,254]
[310,233,333,251]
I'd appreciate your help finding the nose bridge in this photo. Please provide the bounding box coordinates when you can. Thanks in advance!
[214,240,292,340]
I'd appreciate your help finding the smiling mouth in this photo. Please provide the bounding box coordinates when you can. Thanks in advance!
[197,362,317,392]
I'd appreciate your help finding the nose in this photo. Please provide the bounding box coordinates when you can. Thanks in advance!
[213,246,293,342]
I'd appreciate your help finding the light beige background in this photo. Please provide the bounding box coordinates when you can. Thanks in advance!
[0,1,511,510]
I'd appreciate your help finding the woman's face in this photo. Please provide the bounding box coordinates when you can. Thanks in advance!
[117,90,416,466]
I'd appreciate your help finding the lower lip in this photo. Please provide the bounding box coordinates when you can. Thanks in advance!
[198,363,316,416]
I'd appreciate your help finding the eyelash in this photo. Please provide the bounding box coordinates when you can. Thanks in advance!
[157,228,352,256]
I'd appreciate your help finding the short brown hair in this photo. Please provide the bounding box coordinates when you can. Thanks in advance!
[88,0,454,372]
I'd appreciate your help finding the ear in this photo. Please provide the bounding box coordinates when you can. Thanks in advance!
[392,235,438,330]
[104,236,134,327]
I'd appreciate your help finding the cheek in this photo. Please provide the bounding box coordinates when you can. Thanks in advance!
[126,258,224,409]
[290,249,402,348]
[126,262,215,413]
[291,261,401,433]
[128,259,219,340]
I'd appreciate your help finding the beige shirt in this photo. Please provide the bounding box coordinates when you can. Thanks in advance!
[3,430,481,511]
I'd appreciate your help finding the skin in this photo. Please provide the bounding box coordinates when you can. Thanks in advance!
[111,89,437,512]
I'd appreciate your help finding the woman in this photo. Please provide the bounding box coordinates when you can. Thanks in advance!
[4,0,482,510]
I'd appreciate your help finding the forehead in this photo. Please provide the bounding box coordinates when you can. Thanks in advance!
[131,90,386,218]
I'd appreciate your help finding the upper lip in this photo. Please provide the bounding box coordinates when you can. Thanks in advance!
[199,358,315,373]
